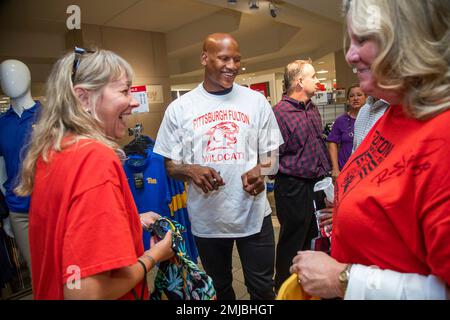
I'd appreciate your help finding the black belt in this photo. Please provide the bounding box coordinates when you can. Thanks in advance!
[276,172,329,182]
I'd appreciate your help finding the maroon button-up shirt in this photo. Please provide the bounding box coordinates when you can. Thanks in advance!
[273,96,331,179]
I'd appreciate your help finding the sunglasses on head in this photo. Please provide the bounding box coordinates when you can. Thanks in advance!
[71,46,95,83]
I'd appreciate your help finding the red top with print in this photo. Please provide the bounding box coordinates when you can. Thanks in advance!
[332,105,450,285]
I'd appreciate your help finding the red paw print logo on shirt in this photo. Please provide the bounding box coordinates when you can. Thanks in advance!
[206,122,239,152]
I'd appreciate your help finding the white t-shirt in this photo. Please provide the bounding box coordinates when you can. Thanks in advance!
[154,83,283,238]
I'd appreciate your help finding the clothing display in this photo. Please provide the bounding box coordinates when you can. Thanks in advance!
[29,138,147,300]
[0,101,40,213]
[0,190,13,289]
[154,83,283,238]
[123,141,198,262]
[333,105,450,285]
[327,113,356,170]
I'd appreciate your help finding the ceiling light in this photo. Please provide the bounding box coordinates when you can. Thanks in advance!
[317,70,329,74]
[248,0,259,10]
[242,67,246,71]
[318,61,325,65]
[318,78,327,81]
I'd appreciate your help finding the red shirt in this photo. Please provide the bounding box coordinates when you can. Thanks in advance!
[30,138,147,299]
[332,105,450,284]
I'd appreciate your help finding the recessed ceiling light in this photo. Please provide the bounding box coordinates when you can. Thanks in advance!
[242,67,246,71]
[318,78,327,81]
[317,70,328,74]
[318,61,325,65]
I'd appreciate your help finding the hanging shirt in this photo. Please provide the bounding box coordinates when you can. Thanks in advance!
[168,179,198,262]
[0,101,40,213]
[154,83,283,238]
[123,150,172,216]
[123,149,171,251]
[332,105,450,285]
[123,149,198,261]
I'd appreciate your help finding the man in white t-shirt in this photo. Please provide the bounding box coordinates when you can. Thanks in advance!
[154,33,283,300]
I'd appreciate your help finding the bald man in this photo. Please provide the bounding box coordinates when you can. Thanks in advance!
[154,33,283,300]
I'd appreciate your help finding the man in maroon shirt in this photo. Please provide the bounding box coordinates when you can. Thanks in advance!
[272,59,331,290]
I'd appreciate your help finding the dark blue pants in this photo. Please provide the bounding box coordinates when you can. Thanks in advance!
[194,214,275,300]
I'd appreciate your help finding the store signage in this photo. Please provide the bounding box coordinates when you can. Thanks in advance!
[312,91,328,106]
[250,82,270,99]
[131,85,149,114]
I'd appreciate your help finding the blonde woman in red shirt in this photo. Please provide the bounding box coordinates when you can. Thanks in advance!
[290,0,450,299]
[15,49,174,299]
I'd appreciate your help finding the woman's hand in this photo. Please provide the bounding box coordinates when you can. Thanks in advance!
[289,251,347,299]
[140,211,161,229]
[146,230,174,264]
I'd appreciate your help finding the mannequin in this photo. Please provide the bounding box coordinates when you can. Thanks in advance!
[0,59,40,271]
[0,60,35,116]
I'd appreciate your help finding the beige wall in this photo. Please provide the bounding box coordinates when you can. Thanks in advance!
[73,25,171,146]
[0,27,67,97]
[334,49,358,92]
[0,24,171,147]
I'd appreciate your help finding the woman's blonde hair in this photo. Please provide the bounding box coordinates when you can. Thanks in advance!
[15,49,133,196]
[344,0,450,119]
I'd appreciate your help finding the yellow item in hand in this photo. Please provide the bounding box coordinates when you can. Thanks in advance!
[276,274,320,300]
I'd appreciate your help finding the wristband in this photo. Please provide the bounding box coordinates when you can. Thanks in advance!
[142,254,157,269]
[137,259,148,277]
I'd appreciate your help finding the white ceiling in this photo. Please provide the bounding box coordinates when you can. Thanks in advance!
[0,0,344,84]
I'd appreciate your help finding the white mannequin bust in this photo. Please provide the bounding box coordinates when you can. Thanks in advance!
[0,59,35,117]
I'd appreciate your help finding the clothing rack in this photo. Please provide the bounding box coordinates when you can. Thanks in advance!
[0,222,32,300]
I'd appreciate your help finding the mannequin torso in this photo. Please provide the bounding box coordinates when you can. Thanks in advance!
[0,59,39,213]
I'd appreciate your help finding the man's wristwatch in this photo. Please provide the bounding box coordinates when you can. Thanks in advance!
[338,264,352,296]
